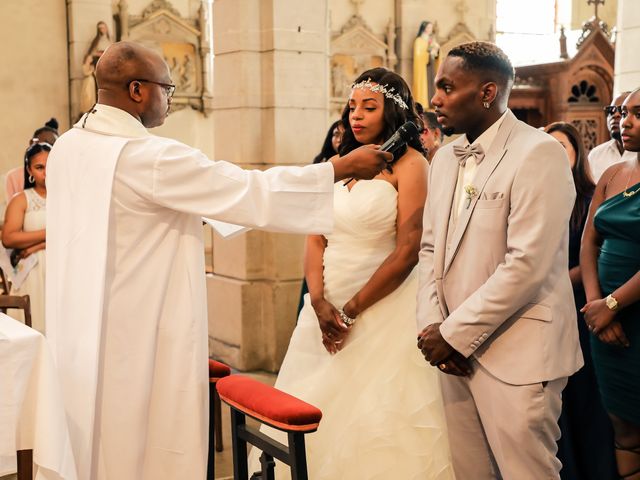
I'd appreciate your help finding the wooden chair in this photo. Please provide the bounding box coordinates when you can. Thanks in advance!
[0,294,32,328]
[217,375,322,480]
[0,294,33,479]
[207,359,231,480]
[0,266,11,294]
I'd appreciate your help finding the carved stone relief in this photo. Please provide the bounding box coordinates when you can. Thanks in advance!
[329,15,394,117]
[439,22,476,59]
[117,0,212,115]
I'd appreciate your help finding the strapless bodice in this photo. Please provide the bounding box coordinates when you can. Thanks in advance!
[323,179,398,307]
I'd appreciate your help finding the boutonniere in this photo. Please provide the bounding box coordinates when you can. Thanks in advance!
[464,185,478,209]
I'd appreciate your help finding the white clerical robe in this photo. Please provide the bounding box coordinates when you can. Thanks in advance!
[45,105,335,480]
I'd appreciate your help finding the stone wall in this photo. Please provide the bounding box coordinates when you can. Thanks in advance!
[208,0,330,371]
[0,0,69,177]
[614,0,640,93]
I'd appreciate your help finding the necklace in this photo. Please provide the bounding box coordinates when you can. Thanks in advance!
[622,166,640,198]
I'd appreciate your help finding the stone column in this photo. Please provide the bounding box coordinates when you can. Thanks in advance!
[0,0,69,173]
[208,0,329,371]
[614,0,640,92]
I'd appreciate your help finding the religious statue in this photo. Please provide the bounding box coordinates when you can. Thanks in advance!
[79,21,113,115]
[86,21,113,64]
[79,54,98,114]
[412,20,440,109]
[331,62,349,99]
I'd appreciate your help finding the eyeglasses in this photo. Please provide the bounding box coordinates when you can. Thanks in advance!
[130,79,176,98]
[604,105,624,116]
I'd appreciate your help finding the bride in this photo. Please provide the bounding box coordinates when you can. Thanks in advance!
[250,68,454,479]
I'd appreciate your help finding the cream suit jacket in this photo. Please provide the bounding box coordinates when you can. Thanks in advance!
[417,110,584,385]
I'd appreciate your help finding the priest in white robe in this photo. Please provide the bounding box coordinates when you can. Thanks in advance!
[45,42,389,480]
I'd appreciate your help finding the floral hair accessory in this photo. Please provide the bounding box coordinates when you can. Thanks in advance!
[351,78,409,110]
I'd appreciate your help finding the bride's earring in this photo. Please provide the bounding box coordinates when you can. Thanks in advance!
[28,174,34,183]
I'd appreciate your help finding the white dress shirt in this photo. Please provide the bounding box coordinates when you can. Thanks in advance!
[588,139,636,183]
[453,111,508,218]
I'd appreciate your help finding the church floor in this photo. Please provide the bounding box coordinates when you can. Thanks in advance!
[0,370,277,480]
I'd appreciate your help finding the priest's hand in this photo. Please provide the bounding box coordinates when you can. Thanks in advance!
[331,145,392,182]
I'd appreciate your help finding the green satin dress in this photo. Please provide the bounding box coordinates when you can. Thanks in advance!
[591,182,640,425]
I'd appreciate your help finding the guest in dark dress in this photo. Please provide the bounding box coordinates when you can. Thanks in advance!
[297,120,345,315]
[581,88,640,480]
[545,122,617,480]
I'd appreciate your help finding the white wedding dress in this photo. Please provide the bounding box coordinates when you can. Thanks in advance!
[250,180,454,479]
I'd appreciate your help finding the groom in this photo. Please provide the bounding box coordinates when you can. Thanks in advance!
[416,42,583,479]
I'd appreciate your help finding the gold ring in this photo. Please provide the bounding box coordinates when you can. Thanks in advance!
[438,363,446,371]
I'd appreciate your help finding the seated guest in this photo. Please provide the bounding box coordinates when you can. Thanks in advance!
[581,88,640,480]
[5,118,58,203]
[2,142,49,332]
[415,102,443,162]
[545,122,617,480]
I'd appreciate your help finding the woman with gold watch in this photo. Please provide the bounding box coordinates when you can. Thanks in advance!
[580,87,640,480]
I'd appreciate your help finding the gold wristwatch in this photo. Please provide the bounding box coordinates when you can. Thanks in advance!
[605,294,619,311]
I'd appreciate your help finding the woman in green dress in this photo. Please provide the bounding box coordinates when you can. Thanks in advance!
[581,87,640,480]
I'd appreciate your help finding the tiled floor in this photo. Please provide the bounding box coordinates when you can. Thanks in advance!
[1,370,277,480]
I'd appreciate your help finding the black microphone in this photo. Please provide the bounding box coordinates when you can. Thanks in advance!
[343,121,420,186]
[379,121,420,158]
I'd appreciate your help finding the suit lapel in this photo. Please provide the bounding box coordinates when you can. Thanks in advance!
[434,137,465,281]
[443,111,519,275]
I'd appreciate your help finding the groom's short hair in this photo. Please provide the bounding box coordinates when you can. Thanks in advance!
[448,42,515,95]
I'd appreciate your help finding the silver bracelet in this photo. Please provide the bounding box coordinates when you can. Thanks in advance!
[338,310,356,326]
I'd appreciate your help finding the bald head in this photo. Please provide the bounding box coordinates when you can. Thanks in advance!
[94,41,173,128]
[96,41,166,89]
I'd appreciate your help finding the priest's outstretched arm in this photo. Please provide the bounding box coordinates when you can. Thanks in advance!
[117,138,390,235]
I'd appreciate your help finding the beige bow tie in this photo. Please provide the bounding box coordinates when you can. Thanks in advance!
[454,143,485,167]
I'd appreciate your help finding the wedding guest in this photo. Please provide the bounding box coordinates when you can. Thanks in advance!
[545,121,617,480]
[312,119,344,164]
[416,102,443,162]
[589,92,635,182]
[2,142,49,332]
[581,87,640,480]
[251,67,454,479]
[5,119,58,203]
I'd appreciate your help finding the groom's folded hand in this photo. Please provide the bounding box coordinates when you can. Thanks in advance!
[417,323,456,365]
[441,352,472,377]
